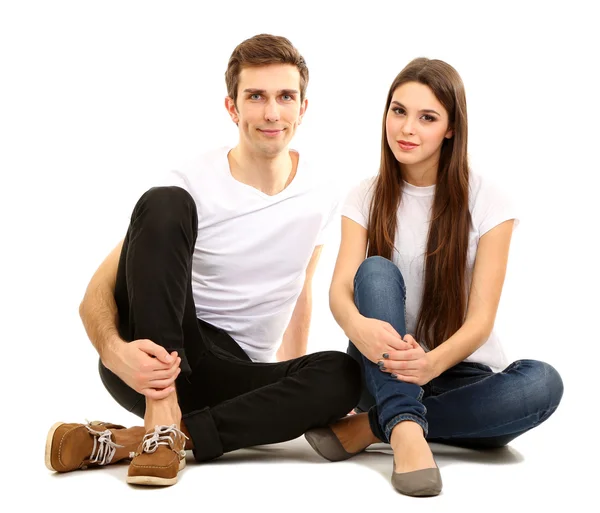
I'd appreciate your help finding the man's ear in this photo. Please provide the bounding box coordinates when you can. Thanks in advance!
[225,96,239,124]
[297,98,308,125]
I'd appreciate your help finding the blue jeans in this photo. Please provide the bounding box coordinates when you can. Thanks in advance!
[350,256,564,447]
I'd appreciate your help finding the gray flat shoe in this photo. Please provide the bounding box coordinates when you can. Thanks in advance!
[391,465,442,497]
[304,427,362,462]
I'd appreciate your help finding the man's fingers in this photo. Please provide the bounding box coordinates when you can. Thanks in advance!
[149,367,181,385]
[139,340,174,364]
[148,375,180,390]
[143,386,175,400]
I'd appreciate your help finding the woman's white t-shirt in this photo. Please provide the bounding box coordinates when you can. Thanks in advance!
[342,172,519,372]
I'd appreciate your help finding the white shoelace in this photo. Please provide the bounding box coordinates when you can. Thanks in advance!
[84,422,124,466]
[140,424,188,457]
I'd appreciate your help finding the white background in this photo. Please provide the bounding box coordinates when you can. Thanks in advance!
[1,0,598,511]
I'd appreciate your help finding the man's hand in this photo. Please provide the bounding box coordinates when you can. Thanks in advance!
[105,339,181,400]
[378,334,437,386]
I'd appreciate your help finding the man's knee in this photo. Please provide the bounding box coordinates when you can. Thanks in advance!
[132,186,197,234]
[315,351,362,406]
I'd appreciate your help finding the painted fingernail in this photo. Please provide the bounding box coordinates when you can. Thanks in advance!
[391,373,397,378]
[377,361,384,368]
[382,353,389,359]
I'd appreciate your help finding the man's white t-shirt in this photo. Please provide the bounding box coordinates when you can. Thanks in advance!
[342,172,519,372]
[161,146,339,363]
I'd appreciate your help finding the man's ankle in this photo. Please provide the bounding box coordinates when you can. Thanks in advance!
[144,391,182,430]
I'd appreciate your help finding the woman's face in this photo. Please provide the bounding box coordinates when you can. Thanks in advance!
[386,81,453,171]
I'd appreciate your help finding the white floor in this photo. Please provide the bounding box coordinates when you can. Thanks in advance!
[16,396,593,513]
[3,2,598,511]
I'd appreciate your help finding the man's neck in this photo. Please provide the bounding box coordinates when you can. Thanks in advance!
[228,145,297,196]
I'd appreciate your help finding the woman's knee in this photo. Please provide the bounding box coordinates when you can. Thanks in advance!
[512,359,564,413]
[353,256,405,300]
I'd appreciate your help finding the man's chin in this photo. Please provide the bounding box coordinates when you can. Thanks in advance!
[256,140,290,157]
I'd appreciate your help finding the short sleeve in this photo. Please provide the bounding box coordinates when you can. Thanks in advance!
[470,174,520,236]
[157,169,192,193]
[315,195,341,246]
[340,177,376,229]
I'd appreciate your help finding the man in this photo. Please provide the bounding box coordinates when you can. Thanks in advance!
[45,33,361,486]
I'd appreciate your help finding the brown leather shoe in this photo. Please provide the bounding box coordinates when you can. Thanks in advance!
[127,425,188,486]
[45,420,146,472]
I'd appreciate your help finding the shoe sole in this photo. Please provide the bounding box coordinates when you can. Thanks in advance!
[304,431,332,461]
[45,422,65,472]
[304,429,358,462]
[126,457,186,486]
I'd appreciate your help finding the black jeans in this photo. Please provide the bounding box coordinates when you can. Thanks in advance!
[98,186,362,462]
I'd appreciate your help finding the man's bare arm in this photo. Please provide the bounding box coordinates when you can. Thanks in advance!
[277,245,323,361]
[79,238,180,399]
[79,239,124,366]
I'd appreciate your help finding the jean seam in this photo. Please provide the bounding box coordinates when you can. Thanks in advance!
[416,387,424,402]
[385,413,429,441]
[431,407,557,440]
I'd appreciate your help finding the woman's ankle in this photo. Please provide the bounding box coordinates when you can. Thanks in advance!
[390,420,425,445]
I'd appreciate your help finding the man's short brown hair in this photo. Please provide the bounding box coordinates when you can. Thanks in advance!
[225,34,309,106]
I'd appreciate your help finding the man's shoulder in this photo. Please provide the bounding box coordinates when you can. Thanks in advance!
[160,146,229,188]
[176,145,230,178]
[294,147,344,192]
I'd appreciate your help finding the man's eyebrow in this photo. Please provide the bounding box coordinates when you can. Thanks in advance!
[390,101,441,116]
[242,88,299,95]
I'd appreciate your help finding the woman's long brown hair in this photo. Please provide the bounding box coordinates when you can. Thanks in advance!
[367,58,471,350]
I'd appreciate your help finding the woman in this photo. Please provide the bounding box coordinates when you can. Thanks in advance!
[304,58,563,497]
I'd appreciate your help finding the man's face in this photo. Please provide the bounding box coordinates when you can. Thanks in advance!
[226,64,307,157]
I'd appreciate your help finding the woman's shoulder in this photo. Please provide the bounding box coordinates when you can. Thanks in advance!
[468,169,519,233]
[353,174,378,191]
[468,170,512,208]
[344,174,378,202]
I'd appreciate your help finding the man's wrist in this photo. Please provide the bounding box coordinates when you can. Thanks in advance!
[100,334,125,371]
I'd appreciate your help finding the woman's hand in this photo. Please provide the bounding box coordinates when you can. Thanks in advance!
[379,334,438,386]
[351,317,412,364]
